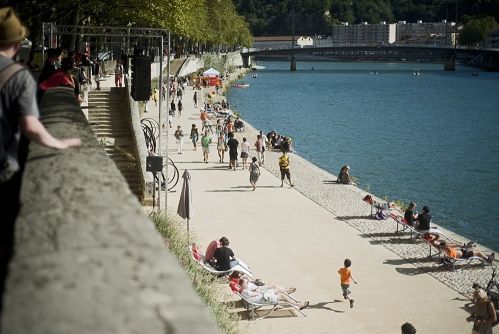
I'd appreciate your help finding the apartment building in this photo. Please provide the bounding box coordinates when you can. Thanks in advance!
[329,21,396,45]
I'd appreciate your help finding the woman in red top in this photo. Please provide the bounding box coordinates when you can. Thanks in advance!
[39,57,75,91]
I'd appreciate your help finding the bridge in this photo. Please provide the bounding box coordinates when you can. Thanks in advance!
[241,45,499,71]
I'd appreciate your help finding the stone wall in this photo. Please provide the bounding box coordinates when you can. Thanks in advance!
[1,87,220,334]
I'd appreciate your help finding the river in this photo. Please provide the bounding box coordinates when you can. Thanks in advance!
[228,61,499,250]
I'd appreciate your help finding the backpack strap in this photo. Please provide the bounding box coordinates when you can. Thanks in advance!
[0,63,25,90]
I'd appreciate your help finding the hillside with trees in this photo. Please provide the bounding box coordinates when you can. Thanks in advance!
[233,0,499,37]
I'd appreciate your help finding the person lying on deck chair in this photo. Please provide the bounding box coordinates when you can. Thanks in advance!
[238,277,309,310]
[229,271,296,294]
[431,240,495,264]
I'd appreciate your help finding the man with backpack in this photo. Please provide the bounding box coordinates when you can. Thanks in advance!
[0,7,81,311]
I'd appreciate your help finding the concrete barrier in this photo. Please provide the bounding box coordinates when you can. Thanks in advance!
[1,87,220,334]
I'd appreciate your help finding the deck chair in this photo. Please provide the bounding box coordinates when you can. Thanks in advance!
[236,291,306,320]
[190,245,255,279]
[440,250,493,272]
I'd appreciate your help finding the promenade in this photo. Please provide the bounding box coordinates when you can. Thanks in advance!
[139,73,495,333]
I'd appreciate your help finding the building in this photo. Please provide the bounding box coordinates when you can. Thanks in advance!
[252,36,313,50]
[328,22,396,45]
[396,20,456,46]
[486,30,499,48]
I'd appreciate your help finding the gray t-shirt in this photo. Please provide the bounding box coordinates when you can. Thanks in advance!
[0,55,39,176]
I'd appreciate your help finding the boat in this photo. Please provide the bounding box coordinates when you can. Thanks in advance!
[251,65,266,70]
[232,82,250,88]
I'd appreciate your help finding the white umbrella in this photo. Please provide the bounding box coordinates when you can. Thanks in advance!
[177,170,193,237]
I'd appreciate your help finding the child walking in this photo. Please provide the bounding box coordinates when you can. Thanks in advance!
[338,259,357,308]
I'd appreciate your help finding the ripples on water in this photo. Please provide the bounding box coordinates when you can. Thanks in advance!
[229,61,499,250]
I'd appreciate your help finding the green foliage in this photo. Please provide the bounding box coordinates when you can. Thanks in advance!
[150,212,240,334]
[8,0,251,52]
[232,0,499,36]
[459,16,499,46]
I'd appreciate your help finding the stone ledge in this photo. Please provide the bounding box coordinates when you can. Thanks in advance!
[1,88,220,334]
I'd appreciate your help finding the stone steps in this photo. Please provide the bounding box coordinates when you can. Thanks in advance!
[88,88,143,201]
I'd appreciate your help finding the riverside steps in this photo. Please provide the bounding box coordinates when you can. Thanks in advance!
[1,87,220,334]
[164,70,496,333]
[87,87,144,200]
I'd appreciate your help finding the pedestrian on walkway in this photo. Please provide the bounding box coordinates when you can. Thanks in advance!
[249,157,260,191]
[152,88,158,106]
[278,149,293,187]
[174,125,184,154]
[201,130,211,163]
[338,259,357,308]
[177,100,182,116]
[190,124,199,150]
[0,6,81,312]
[255,134,264,166]
[217,132,226,163]
[227,132,239,171]
[240,137,250,169]
[170,99,176,116]
[114,60,124,87]
[193,91,198,108]
[177,87,182,101]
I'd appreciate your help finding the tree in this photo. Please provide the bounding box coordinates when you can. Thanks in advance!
[459,16,499,46]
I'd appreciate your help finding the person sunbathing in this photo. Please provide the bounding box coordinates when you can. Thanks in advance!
[434,241,495,264]
[238,277,309,310]
[229,271,296,294]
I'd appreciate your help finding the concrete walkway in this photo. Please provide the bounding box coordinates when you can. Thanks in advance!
[139,76,475,333]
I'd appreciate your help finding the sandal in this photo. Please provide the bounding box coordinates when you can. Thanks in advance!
[299,301,309,310]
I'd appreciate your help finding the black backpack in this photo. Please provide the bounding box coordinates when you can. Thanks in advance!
[0,62,25,182]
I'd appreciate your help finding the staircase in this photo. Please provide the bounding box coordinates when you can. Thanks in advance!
[87,88,143,201]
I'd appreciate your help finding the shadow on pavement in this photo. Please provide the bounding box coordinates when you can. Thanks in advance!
[336,215,371,221]
[306,300,345,313]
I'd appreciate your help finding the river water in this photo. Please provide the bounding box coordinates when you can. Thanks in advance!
[228,61,499,250]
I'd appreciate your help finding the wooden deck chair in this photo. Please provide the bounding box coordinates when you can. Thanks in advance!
[237,292,306,321]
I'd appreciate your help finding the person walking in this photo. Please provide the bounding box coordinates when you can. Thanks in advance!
[249,157,260,191]
[255,134,264,166]
[170,99,176,116]
[217,131,226,163]
[114,60,124,87]
[240,137,250,169]
[278,149,293,187]
[0,6,81,312]
[338,259,357,308]
[193,91,198,108]
[177,100,183,116]
[177,86,183,101]
[227,132,239,171]
[201,130,211,163]
[190,123,199,151]
[174,125,184,154]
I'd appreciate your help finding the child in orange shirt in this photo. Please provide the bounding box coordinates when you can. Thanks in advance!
[338,258,357,308]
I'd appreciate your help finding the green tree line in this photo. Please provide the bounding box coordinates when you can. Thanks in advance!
[1,0,252,52]
[233,0,499,38]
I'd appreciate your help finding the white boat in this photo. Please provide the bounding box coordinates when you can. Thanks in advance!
[251,65,266,70]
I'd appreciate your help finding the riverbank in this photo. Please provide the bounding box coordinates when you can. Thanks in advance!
[162,69,496,333]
